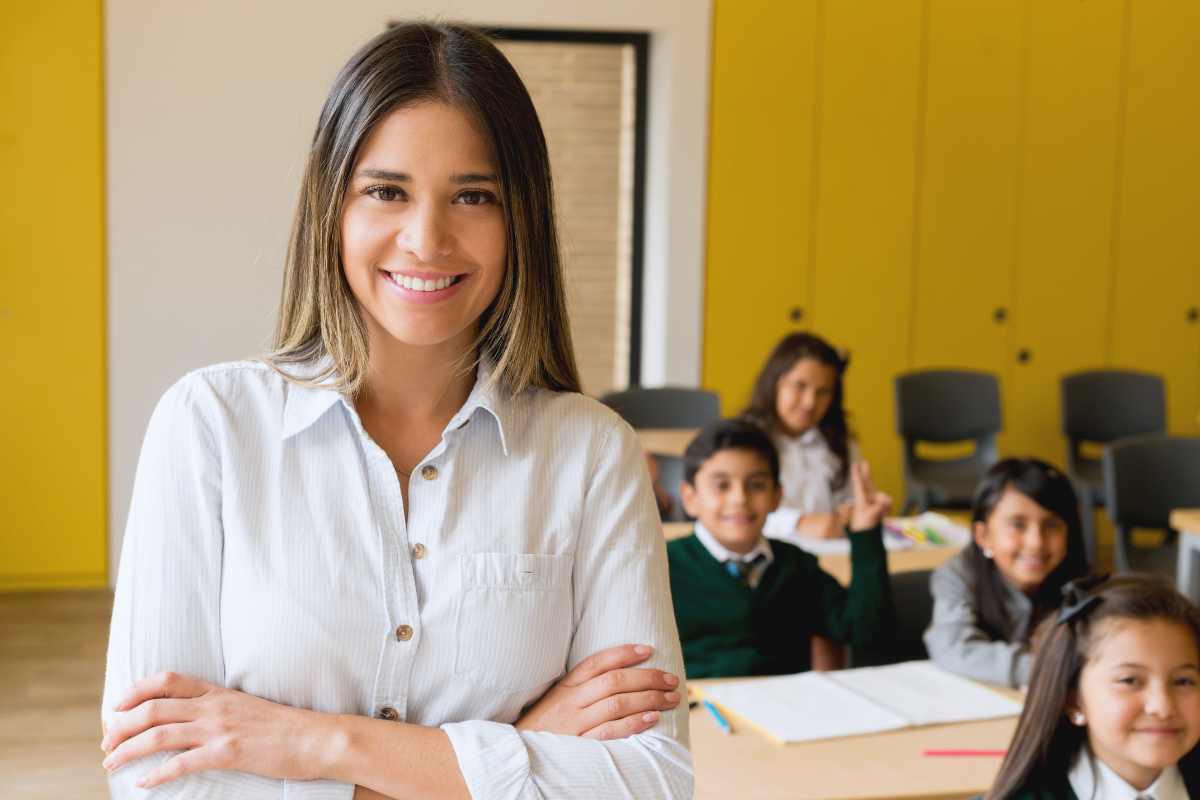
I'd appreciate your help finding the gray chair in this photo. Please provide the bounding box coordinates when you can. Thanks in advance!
[895,370,1002,514]
[600,386,720,430]
[1061,369,1165,509]
[851,568,933,667]
[652,453,692,523]
[1103,435,1200,574]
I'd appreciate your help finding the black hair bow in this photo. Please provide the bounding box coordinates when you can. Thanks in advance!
[1056,573,1111,625]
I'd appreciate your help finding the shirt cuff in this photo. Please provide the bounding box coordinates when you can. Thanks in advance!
[282,779,356,800]
[442,720,532,800]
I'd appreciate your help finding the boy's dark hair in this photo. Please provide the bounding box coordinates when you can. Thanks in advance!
[965,458,1089,643]
[740,332,852,490]
[683,418,781,486]
[988,574,1200,799]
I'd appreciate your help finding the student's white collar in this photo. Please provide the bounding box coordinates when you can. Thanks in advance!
[693,522,774,567]
[1068,742,1187,800]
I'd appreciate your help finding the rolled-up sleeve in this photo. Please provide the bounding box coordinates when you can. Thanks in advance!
[442,420,693,799]
[923,562,1032,688]
[103,380,352,799]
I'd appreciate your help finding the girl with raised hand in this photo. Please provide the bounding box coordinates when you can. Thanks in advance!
[925,458,1090,688]
[988,574,1200,799]
[99,22,689,799]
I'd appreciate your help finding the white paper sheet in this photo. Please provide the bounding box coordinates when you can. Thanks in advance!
[830,660,1023,726]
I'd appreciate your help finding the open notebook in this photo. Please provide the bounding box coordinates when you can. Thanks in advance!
[695,660,1022,745]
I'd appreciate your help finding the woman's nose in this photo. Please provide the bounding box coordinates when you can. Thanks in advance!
[397,204,453,262]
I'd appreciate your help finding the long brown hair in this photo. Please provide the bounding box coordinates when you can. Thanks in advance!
[267,22,580,396]
[741,332,852,489]
[987,574,1200,799]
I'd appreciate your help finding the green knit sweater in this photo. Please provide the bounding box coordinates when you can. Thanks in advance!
[666,526,893,679]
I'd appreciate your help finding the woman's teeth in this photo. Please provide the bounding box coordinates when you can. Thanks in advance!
[389,273,460,292]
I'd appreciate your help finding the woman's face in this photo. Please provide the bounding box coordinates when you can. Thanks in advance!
[340,101,507,354]
[1074,618,1200,791]
[973,487,1069,594]
[774,357,837,436]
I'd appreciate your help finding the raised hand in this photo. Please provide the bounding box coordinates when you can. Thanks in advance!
[848,461,892,532]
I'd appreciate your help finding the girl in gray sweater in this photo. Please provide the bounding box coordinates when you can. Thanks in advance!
[924,458,1089,687]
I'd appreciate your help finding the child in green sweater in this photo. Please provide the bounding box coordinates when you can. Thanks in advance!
[667,418,894,678]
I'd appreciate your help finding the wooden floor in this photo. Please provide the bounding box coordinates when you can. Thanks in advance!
[0,589,112,799]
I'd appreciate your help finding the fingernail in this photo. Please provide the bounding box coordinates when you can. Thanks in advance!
[642,711,660,723]
[663,673,679,687]
[664,691,680,703]
[634,644,652,656]
[102,755,115,770]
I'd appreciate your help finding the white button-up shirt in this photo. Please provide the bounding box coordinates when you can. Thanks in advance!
[1068,743,1187,800]
[103,360,691,799]
[763,429,858,538]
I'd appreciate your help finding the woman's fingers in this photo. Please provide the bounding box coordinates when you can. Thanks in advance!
[582,710,662,741]
[583,689,680,733]
[132,743,225,790]
[102,698,196,753]
[113,671,211,712]
[102,721,200,774]
[576,666,680,708]
[562,644,654,688]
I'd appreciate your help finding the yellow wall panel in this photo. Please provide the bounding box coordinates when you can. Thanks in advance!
[1007,0,1126,463]
[809,0,924,501]
[703,0,820,414]
[0,1,107,589]
[1111,0,1200,434]
[911,0,1024,384]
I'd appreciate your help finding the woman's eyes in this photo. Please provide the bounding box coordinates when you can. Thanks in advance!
[1176,676,1198,687]
[362,186,497,206]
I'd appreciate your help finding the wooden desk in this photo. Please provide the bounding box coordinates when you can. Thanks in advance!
[1173,509,1200,599]
[689,679,1018,800]
[638,428,697,457]
[662,522,961,585]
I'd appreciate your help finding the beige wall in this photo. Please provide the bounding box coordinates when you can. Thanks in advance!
[105,1,712,580]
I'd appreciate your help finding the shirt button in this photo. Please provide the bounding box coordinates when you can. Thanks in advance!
[395,624,414,641]
[378,707,399,721]
[420,464,438,481]
[412,543,427,560]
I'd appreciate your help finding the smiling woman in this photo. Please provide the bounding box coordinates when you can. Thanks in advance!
[100,22,691,800]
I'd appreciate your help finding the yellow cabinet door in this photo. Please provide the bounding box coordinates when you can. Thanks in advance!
[809,0,925,502]
[1007,0,1126,465]
[704,0,821,413]
[1,0,107,590]
[1110,0,1200,435]
[910,0,1026,397]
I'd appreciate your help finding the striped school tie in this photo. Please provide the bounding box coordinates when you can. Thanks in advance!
[724,554,765,588]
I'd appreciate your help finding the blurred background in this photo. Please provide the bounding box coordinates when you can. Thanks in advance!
[2,0,1198,796]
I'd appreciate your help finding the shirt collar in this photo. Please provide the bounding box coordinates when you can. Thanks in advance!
[1068,743,1187,800]
[693,522,774,567]
[280,355,512,456]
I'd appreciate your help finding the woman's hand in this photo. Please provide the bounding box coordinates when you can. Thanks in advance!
[796,511,844,539]
[100,672,330,789]
[515,644,681,739]
[848,461,892,532]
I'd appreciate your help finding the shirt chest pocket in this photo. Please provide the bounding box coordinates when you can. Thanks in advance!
[454,552,574,694]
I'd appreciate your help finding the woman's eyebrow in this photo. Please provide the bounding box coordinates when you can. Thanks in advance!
[449,172,498,184]
[353,168,498,184]
[356,168,409,181]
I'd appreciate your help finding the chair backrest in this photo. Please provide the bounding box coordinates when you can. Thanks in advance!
[852,568,933,666]
[653,453,693,523]
[894,370,1002,443]
[600,386,721,429]
[1061,370,1165,444]
[1104,435,1200,530]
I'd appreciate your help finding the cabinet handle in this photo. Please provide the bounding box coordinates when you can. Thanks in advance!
[789,307,805,323]
[1017,348,1032,364]
[1188,307,1199,323]
[993,308,1008,323]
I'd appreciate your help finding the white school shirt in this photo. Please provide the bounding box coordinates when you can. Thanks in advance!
[763,428,858,538]
[692,522,774,589]
[1068,743,1186,800]
[103,359,692,800]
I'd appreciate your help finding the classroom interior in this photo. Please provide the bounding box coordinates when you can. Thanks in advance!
[3,1,1199,798]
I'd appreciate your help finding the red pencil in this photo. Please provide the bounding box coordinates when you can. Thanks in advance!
[923,749,1007,757]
